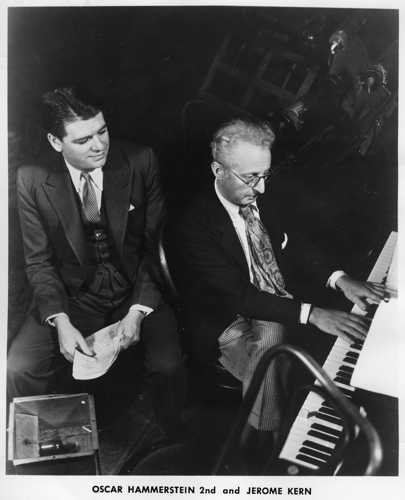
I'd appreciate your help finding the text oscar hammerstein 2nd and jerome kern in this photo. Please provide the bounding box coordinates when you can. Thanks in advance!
[91,484,312,495]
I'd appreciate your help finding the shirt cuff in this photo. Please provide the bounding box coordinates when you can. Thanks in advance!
[129,304,153,316]
[299,303,312,325]
[326,270,347,289]
[46,312,69,327]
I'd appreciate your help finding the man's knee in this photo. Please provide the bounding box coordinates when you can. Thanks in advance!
[145,303,178,332]
[146,339,183,376]
[7,345,36,400]
[143,304,183,375]
[7,341,35,379]
[7,315,61,398]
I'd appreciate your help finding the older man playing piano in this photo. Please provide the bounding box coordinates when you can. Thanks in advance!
[175,118,385,460]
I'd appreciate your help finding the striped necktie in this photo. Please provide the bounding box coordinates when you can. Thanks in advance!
[80,172,100,223]
[239,204,292,297]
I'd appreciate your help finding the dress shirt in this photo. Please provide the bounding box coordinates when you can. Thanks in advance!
[66,161,103,211]
[214,181,346,325]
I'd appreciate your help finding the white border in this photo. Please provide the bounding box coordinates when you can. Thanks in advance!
[1,2,403,499]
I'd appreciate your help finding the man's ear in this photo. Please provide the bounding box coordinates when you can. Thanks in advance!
[211,161,222,178]
[47,133,63,153]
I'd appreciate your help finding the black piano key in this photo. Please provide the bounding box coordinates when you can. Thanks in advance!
[320,405,337,416]
[339,365,354,374]
[296,453,325,468]
[308,430,340,444]
[366,304,378,316]
[336,377,352,386]
[351,338,364,344]
[300,446,331,461]
[318,405,337,415]
[337,369,351,378]
[334,376,351,385]
[347,351,359,359]
[319,407,339,418]
[336,387,354,398]
[350,342,363,350]
[304,440,334,455]
[312,423,342,437]
[343,357,356,365]
[315,412,342,425]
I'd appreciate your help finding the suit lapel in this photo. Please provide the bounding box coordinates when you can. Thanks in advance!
[43,156,87,265]
[102,146,131,256]
[205,192,248,274]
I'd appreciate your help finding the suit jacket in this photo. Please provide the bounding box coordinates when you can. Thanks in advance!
[174,187,337,364]
[17,140,164,323]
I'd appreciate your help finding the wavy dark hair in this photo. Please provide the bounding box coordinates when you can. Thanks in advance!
[41,86,104,139]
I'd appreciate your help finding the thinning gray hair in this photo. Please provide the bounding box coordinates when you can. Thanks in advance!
[211,118,275,165]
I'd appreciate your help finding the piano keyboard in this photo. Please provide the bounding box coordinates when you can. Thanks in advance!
[278,231,397,472]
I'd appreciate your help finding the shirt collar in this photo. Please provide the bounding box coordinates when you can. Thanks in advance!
[64,160,103,191]
[214,180,258,219]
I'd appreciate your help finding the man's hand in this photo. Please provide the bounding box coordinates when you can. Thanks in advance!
[309,306,369,343]
[54,315,94,363]
[336,275,386,311]
[117,309,145,350]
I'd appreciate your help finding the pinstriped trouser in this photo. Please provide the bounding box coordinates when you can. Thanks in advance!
[218,317,290,431]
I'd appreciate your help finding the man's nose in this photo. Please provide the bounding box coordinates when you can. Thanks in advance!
[253,177,266,194]
[90,135,104,151]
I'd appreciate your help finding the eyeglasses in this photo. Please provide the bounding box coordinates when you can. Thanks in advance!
[228,167,272,188]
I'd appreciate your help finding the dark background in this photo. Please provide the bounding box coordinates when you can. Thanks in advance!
[8,6,398,339]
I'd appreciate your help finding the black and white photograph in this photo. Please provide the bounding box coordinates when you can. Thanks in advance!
[1,1,402,498]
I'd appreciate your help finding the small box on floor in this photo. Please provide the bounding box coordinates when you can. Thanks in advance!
[8,393,100,474]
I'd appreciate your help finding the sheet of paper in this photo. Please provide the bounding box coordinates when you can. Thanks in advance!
[351,298,398,397]
[72,322,122,380]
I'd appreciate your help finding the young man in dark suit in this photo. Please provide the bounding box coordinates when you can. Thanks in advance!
[176,118,385,447]
[8,87,185,438]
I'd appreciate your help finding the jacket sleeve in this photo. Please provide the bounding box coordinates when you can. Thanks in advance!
[281,230,338,296]
[129,148,164,310]
[17,167,69,322]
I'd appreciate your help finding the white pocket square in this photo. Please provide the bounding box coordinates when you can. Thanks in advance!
[128,204,135,212]
[281,232,288,250]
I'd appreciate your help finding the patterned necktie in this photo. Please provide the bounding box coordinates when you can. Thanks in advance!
[239,204,292,297]
[80,172,100,223]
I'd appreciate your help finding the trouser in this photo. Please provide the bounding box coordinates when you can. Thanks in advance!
[218,317,290,431]
[7,297,186,438]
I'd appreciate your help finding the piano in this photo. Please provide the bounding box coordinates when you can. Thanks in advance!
[277,231,398,474]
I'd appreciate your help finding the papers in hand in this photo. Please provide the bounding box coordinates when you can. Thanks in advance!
[73,322,122,380]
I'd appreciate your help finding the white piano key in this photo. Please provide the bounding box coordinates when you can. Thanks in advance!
[279,453,319,470]
[300,391,324,410]
[334,381,355,392]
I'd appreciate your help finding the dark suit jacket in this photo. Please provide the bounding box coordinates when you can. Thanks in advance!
[175,187,337,364]
[17,140,164,323]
